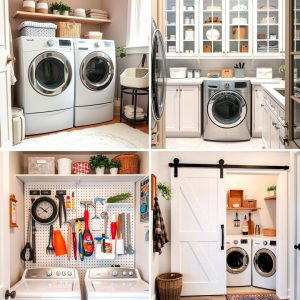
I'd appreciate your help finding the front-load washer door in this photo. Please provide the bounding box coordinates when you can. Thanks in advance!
[80,52,114,91]
[208,91,247,128]
[227,247,249,274]
[29,51,72,96]
[254,249,276,277]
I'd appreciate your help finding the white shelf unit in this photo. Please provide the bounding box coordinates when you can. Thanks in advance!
[163,0,285,58]
[16,174,146,184]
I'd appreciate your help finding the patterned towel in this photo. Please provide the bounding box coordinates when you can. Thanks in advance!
[153,197,169,255]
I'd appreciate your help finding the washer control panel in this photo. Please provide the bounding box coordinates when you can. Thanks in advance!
[89,268,138,279]
[25,268,75,279]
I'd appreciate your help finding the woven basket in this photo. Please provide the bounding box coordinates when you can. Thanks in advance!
[156,273,183,300]
[112,154,139,174]
[57,22,81,38]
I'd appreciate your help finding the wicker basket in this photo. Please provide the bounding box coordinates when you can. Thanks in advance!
[156,273,183,300]
[57,22,81,38]
[112,154,139,174]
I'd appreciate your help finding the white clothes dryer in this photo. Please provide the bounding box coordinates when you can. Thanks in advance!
[252,237,276,290]
[74,39,115,126]
[84,267,149,299]
[226,235,252,287]
[16,37,74,135]
[11,268,81,300]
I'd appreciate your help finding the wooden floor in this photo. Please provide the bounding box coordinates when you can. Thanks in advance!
[26,113,149,139]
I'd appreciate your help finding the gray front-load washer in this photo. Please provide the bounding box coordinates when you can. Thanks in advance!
[203,80,251,141]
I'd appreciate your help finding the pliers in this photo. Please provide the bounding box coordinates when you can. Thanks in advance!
[56,194,67,227]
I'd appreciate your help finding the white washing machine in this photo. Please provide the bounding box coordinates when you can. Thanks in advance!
[226,235,252,287]
[74,39,115,126]
[11,268,81,300]
[84,267,149,299]
[16,37,74,135]
[252,237,276,290]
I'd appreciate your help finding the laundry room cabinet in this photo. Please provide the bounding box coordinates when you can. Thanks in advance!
[166,85,200,137]
[162,0,285,58]
[252,85,264,137]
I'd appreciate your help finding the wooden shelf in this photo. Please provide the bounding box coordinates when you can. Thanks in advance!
[14,11,111,25]
[227,207,260,211]
[264,196,276,200]
[16,174,146,184]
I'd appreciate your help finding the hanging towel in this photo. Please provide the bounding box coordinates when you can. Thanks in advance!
[9,23,17,85]
[153,197,169,255]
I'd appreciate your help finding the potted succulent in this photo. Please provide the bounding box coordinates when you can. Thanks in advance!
[50,2,61,15]
[267,185,276,197]
[89,155,109,175]
[109,160,121,175]
[50,2,71,15]
[60,3,71,15]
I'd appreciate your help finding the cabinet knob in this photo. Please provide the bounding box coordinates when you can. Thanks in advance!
[7,56,16,64]
[5,290,16,299]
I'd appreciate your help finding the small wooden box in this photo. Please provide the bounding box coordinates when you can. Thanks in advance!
[228,190,243,208]
[243,199,257,208]
[240,44,249,53]
[203,45,212,53]
[221,69,233,78]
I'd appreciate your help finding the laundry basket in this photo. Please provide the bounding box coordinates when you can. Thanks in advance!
[112,154,139,174]
[19,21,57,37]
[156,273,183,300]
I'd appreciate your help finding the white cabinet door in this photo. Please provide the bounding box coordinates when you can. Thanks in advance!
[171,168,226,296]
[0,152,10,299]
[166,85,180,133]
[253,86,264,137]
[262,101,271,148]
[270,113,280,149]
[179,85,199,133]
[0,0,12,148]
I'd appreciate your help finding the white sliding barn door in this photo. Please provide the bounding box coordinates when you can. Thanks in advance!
[0,0,12,148]
[297,155,300,300]
[171,168,226,296]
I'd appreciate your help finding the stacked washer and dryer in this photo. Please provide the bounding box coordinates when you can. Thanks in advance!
[226,235,277,291]
[16,37,115,135]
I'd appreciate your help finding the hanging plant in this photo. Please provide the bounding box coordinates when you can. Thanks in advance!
[157,182,171,201]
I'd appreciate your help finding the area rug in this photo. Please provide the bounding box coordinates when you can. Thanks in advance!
[11,123,149,150]
[227,294,279,300]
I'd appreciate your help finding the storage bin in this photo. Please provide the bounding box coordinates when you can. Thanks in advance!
[12,107,25,146]
[19,21,57,37]
[57,158,72,175]
[235,69,245,78]
[228,190,243,208]
[156,273,183,300]
[22,0,36,12]
[73,162,91,175]
[169,67,187,79]
[28,157,55,174]
[36,0,49,14]
[113,154,139,174]
[57,22,81,38]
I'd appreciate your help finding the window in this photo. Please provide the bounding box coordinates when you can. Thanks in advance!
[127,0,150,52]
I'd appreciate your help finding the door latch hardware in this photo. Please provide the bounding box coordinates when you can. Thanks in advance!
[5,290,16,299]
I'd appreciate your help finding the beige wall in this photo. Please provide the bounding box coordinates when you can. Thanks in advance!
[9,152,25,286]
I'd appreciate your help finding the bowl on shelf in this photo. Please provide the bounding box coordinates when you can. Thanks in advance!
[206,28,221,41]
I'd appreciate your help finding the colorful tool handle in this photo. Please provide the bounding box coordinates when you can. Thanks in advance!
[72,231,77,260]
[78,232,84,261]
[84,209,89,230]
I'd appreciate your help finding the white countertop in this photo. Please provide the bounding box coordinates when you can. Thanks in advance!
[166,77,284,85]
[261,82,285,108]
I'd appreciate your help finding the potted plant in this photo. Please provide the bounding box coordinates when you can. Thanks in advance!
[109,160,121,175]
[157,182,171,201]
[116,46,127,101]
[267,185,276,197]
[60,3,71,15]
[50,2,61,15]
[89,155,109,175]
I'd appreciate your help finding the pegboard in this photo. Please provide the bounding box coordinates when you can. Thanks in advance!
[24,182,136,280]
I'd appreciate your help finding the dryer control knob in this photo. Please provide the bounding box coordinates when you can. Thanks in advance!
[129,271,134,276]
[95,41,101,47]
[62,271,66,276]
[68,271,72,276]
[47,40,54,47]
[122,271,127,276]
[46,271,52,277]
[263,241,268,246]
[225,83,230,89]
[56,271,61,276]
[112,271,118,277]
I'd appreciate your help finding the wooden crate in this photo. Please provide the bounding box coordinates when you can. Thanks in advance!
[228,190,243,208]
[243,199,257,208]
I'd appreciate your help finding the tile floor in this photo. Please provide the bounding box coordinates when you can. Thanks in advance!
[167,138,265,150]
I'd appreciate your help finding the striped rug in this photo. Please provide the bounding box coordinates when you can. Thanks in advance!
[227,295,279,300]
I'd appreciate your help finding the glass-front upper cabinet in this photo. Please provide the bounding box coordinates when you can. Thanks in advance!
[200,0,225,55]
[294,0,300,51]
[226,0,252,56]
[253,0,283,56]
[180,0,198,55]
[164,0,179,55]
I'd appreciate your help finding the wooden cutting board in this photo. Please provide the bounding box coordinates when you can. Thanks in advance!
[248,213,254,235]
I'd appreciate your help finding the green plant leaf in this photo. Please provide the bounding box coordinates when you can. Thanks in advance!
[107,192,132,203]
[157,182,171,200]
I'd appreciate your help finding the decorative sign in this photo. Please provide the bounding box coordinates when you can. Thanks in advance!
[151,174,157,211]
[140,177,149,223]
[10,194,18,228]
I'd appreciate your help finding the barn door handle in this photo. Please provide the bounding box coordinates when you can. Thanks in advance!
[5,290,16,299]
[294,244,300,250]
[221,224,224,250]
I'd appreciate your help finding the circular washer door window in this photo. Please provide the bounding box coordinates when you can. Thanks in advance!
[208,91,247,128]
[254,248,276,277]
[29,51,72,96]
[227,247,249,274]
[81,52,114,90]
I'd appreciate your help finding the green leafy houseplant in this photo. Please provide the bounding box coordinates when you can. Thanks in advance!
[157,182,171,201]
[116,46,126,59]
[267,185,276,192]
[107,192,132,203]
[89,155,109,170]
[109,160,122,169]
[116,46,127,100]
[50,2,71,14]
